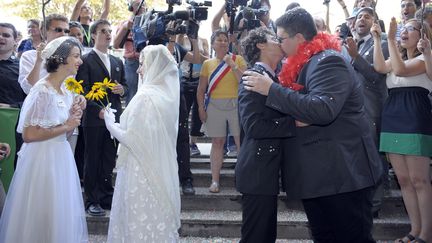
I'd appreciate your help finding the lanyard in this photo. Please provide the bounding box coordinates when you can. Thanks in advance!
[83,28,91,46]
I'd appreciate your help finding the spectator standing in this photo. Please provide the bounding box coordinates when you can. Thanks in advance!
[372,18,432,243]
[76,20,128,216]
[70,0,110,47]
[17,19,42,58]
[113,0,146,105]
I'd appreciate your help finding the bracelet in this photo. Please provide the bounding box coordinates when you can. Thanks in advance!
[232,65,238,71]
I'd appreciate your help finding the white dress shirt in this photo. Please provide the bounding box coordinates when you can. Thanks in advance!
[93,48,111,76]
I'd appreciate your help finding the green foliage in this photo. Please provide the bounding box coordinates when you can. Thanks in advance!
[4,0,166,25]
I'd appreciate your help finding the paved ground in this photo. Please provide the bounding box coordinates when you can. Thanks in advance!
[89,235,396,243]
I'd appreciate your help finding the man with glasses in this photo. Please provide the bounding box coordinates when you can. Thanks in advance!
[18,14,70,94]
[242,7,382,242]
[76,19,128,217]
[397,0,422,41]
[343,7,390,219]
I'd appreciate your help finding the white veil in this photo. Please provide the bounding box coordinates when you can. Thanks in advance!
[115,44,181,236]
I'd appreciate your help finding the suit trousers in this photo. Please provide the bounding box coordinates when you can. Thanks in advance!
[83,126,117,209]
[302,186,375,243]
[240,194,278,243]
[177,93,193,183]
[183,85,202,137]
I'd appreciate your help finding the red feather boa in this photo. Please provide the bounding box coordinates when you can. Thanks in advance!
[278,32,341,90]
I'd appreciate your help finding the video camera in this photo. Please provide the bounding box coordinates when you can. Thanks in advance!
[226,0,270,33]
[132,0,210,50]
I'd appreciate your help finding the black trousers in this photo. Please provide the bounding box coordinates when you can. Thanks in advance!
[302,187,375,243]
[183,85,202,137]
[240,194,278,243]
[83,126,117,209]
[177,93,192,183]
[74,125,85,180]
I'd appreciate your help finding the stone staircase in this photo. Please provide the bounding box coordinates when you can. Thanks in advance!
[87,143,410,242]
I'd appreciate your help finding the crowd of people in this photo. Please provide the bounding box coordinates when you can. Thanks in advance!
[0,0,431,242]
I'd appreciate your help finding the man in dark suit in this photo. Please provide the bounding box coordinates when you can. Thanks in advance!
[344,7,390,218]
[243,8,383,242]
[76,19,128,216]
[236,27,296,243]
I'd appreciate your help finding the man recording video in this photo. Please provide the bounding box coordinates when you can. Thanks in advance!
[113,0,147,105]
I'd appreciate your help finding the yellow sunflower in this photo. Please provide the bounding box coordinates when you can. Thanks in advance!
[93,77,116,91]
[64,77,84,94]
[85,87,107,102]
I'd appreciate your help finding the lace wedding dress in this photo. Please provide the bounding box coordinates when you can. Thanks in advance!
[0,80,88,243]
[106,45,181,243]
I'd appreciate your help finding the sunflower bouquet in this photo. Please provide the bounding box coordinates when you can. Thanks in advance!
[65,77,84,95]
[84,78,116,109]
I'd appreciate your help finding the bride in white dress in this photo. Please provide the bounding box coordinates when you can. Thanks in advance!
[0,37,88,243]
[104,45,181,243]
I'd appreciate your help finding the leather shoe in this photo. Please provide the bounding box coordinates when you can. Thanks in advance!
[87,203,106,216]
[182,179,195,195]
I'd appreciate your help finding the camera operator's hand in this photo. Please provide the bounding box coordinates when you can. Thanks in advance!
[166,20,176,37]
[187,20,199,40]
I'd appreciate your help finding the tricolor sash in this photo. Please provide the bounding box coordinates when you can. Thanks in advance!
[205,54,236,110]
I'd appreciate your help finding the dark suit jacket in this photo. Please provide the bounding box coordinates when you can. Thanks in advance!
[351,36,389,144]
[76,50,128,127]
[266,50,383,200]
[236,64,296,196]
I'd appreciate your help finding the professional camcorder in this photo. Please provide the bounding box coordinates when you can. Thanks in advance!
[132,0,210,50]
[226,0,270,33]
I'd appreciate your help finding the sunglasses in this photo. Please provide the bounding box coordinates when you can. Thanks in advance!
[401,26,420,33]
[99,29,112,34]
[52,27,70,34]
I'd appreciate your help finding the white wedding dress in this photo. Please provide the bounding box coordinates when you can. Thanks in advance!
[106,45,181,243]
[0,80,88,243]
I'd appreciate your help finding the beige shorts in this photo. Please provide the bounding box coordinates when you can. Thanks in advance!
[205,98,240,138]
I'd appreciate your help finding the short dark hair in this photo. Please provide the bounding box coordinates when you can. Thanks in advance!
[285,2,300,11]
[275,7,317,41]
[41,14,68,32]
[241,27,274,66]
[210,30,228,45]
[401,0,422,8]
[46,38,82,73]
[0,23,18,39]
[90,19,111,35]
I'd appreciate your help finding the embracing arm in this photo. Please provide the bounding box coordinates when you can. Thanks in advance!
[266,55,351,125]
[239,82,295,139]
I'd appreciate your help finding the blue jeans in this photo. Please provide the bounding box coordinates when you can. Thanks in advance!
[124,59,139,105]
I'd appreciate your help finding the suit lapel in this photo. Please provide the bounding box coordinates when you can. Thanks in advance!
[109,56,119,81]
[359,38,374,57]
[90,50,110,79]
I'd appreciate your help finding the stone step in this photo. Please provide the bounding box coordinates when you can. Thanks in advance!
[181,187,406,216]
[190,157,236,169]
[86,209,409,240]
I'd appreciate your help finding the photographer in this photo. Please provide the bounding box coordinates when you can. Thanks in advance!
[165,20,204,195]
[177,33,209,156]
[113,0,147,105]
